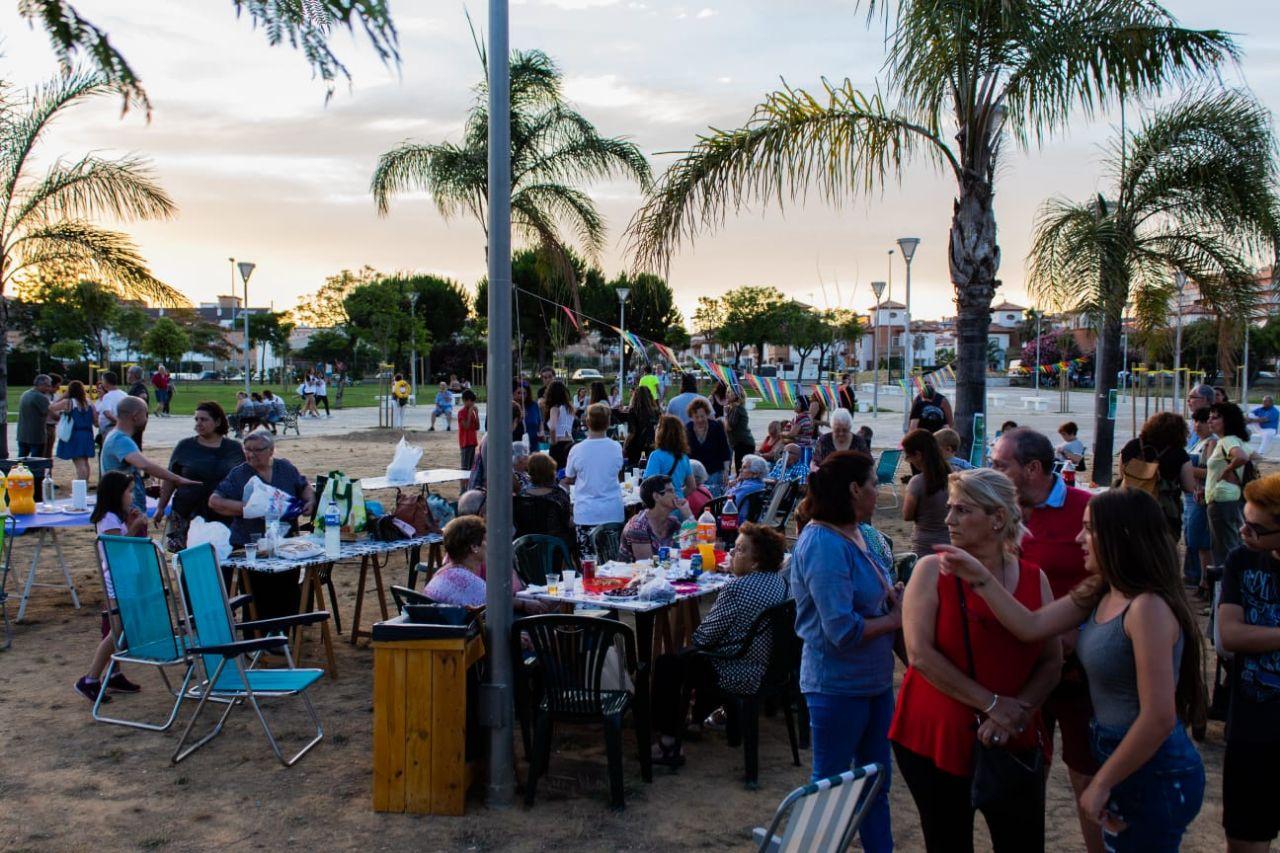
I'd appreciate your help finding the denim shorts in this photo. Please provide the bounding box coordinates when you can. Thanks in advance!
[1090,721,1205,852]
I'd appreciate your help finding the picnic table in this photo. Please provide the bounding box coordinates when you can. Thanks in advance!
[222,532,445,676]
[11,497,158,621]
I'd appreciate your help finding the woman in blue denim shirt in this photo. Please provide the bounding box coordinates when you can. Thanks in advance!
[940,487,1206,852]
[790,450,903,853]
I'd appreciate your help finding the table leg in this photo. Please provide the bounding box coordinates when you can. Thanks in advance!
[293,568,313,665]
[50,530,79,610]
[16,530,43,621]
[351,555,370,645]
[373,556,389,622]
[311,564,338,679]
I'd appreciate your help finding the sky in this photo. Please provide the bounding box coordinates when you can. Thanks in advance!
[2,0,1278,326]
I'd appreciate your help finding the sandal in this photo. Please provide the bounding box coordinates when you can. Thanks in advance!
[704,707,727,732]
[651,739,686,768]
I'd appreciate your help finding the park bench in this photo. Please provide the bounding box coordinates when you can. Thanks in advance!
[1020,396,1049,413]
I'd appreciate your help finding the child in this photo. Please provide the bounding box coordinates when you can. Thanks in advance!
[457,389,480,469]
[934,427,973,470]
[1056,420,1085,465]
[75,470,149,703]
[391,373,411,429]
[430,382,454,431]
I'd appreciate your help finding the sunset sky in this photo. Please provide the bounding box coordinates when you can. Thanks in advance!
[3,0,1277,325]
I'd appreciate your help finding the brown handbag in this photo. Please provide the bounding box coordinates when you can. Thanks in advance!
[393,489,440,536]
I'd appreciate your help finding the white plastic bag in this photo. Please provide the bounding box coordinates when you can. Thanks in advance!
[385,438,423,485]
[188,516,233,561]
[242,476,293,520]
[638,574,676,603]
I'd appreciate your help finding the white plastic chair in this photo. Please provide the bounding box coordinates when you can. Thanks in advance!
[752,764,884,853]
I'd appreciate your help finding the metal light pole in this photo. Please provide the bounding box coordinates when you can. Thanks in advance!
[617,287,631,394]
[1034,310,1042,396]
[1243,314,1252,405]
[237,261,255,393]
[1173,271,1187,409]
[484,0,516,807]
[897,238,920,432]
[871,281,886,418]
[408,291,420,399]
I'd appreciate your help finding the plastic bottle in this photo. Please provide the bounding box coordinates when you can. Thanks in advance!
[41,470,55,509]
[0,470,8,515]
[323,499,341,560]
[678,516,697,550]
[6,464,35,515]
[697,508,716,544]
[720,496,739,537]
[1063,458,1076,487]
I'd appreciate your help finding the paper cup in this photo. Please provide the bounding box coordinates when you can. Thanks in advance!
[71,479,88,510]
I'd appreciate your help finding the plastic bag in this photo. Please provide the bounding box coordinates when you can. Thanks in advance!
[427,493,455,527]
[316,471,367,533]
[385,438,422,485]
[638,574,676,603]
[188,516,232,561]
[242,476,293,520]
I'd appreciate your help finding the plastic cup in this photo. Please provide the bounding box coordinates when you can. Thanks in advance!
[562,570,578,594]
[245,535,260,567]
[546,573,560,596]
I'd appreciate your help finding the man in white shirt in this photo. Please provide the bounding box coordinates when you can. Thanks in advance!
[96,371,127,438]
[561,403,624,546]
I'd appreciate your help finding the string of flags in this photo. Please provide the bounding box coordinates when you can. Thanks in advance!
[1010,357,1089,376]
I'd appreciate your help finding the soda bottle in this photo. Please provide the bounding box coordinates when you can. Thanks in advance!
[1063,459,1076,487]
[697,509,716,544]
[720,496,739,537]
[323,498,341,560]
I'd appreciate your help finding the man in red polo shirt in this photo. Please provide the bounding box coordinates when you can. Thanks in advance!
[991,427,1101,853]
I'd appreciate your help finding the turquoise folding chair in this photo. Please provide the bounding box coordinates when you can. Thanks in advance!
[752,764,885,853]
[873,449,904,508]
[172,543,327,767]
[93,535,195,730]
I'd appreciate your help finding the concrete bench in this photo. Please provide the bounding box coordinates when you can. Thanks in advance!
[987,394,1006,408]
[1020,396,1049,413]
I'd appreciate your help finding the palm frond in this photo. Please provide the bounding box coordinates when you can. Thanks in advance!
[514,182,605,256]
[370,141,487,223]
[7,220,186,306]
[16,1,148,113]
[627,78,956,272]
[7,153,176,235]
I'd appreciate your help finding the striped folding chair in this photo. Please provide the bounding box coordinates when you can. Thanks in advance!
[93,535,196,731]
[751,764,885,853]
[172,543,327,767]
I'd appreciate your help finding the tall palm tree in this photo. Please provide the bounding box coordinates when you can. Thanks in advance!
[1028,90,1280,484]
[371,49,653,312]
[626,0,1236,455]
[0,70,185,456]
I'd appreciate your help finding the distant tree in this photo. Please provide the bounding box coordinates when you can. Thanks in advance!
[142,317,190,367]
[50,338,84,366]
[296,328,353,368]
[292,266,380,328]
[1020,332,1081,367]
[718,286,786,369]
[113,305,151,364]
[344,278,426,365]
[580,270,688,361]
[774,301,829,380]
[247,311,295,378]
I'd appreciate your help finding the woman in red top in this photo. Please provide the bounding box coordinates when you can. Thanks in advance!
[890,468,1062,852]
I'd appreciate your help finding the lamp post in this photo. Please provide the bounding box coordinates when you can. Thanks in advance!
[408,290,420,400]
[1034,310,1042,396]
[616,287,631,394]
[1173,271,1187,408]
[897,237,920,431]
[237,261,255,394]
[871,280,886,418]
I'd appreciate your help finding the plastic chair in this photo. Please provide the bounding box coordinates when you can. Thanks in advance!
[757,481,793,531]
[512,534,575,587]
[0,516,14,650]
[512,614,652,809]
[588,522,623,563]
[513,493,576,555]
[390,585,434,611]
[91,535,196,730]
[690,599,804,789]
[874,449,904,508]
[752,764,885,853]
[172,543,328,766]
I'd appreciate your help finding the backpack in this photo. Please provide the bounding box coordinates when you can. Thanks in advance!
[1121,443,1181,532]
[917,398,946,432]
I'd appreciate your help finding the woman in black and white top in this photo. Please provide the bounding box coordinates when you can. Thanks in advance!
[544,380,576,469]
[649,522,790,766]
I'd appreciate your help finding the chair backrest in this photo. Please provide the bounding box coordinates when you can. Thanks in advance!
[511,614,636,716]
[772,480,802,532]
[513,493,575,551]
[739,489,767,524]
[763,764,884,853]
[512,534,574,586]
[174,543,238,681]
[757,481,793,529]
[874,449,902,486]
[723,598,797,697]
[588,522,623,562]
[390,584,434,611]
[98,534,184,663]
[706,494,730,517]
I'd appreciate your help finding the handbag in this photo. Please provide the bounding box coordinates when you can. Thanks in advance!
[56,412,74,443]
[955,574,1044,810]
[393,488,440,536]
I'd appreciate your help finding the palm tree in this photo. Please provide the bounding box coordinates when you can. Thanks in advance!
[0,70,185,456]
[1028,90,1280,484]
[626,0,1236,455]
[371,49,653,311]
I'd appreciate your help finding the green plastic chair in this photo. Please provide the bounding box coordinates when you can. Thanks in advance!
[513,534,576,587]
[172,543,328,767]
[92,535,196,731]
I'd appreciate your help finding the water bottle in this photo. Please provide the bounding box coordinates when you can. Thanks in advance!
[323,498,341,560]
[41,470,55,509]
[678,516,698,550]
[697,509,716,544]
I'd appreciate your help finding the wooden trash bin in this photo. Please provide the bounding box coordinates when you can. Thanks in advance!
[372,633,485,815]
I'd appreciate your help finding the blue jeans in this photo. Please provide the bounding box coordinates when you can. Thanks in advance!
[1090,721,1204,852]
[806,689,894,853]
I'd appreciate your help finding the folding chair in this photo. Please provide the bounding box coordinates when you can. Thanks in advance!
[752,764,885,853]
[172,543,327,767]
[0,516,14,650]
[92,535,197,731]
[757,481,796,531]
[873,449,904,508]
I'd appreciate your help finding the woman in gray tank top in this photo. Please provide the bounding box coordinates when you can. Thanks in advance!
[935,487,1206,852]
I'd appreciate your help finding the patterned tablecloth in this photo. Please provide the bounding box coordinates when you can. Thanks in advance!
[222,532,444,574]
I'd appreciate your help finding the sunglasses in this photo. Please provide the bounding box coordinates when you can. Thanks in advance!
[1244,520,1280,539]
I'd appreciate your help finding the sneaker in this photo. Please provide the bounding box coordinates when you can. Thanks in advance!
[75,676,109,703]
[106,671,141,693]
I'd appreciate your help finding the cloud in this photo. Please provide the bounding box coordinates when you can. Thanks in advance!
[562,74,713,124]
[539,0,621,8]
[696,7,716,18]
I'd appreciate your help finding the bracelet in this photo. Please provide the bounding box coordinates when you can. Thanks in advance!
[982,693,999,715]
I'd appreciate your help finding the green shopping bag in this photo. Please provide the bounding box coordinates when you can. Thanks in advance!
[316,470,368,534]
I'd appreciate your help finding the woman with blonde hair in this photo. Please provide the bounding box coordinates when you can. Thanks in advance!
[890,468,1062,852]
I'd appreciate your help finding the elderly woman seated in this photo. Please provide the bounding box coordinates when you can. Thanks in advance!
[619,475,692,561]
[767,442,808,483]
[686,460,714,518]
[729,454,770,521]
[424,515,548,614]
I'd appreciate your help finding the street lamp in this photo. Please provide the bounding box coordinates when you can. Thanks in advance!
[1173,270,1187,408]
[616,287,631,394]
[408,290,420,400]
[237,261,255,394]
[1034,309,1042,396]
[897,237,920,430]
[871,280,886,418]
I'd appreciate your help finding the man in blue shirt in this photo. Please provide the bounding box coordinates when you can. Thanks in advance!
[1249,395,1279,455]
[767,442,809,483]
[100,396,196,509]
[665,373,700,424]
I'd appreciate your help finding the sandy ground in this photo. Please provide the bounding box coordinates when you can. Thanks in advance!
[0,426,1231,852]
